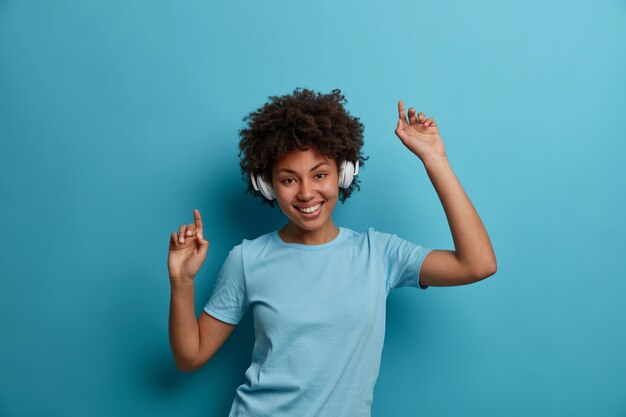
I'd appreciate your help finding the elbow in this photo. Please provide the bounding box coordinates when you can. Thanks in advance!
[175,354,213,372]
[458,251,497,284]
[477,251,497,281]
[174,356,202,373]
[484,264,497,279]
[474,262,497,282]
[176,361,201,372]
[488,257,498,277]
[176,363,196,372]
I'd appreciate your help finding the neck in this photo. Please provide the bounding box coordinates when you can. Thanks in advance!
[279,221,340,245]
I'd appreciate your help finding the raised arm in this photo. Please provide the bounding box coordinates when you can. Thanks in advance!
[394,100,497,286]
[168,209,235,371]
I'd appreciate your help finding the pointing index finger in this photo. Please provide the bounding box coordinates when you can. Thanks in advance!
[398,100,408,127]
[194,209,203,235]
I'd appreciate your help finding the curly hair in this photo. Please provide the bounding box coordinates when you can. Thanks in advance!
[238,87,367,207]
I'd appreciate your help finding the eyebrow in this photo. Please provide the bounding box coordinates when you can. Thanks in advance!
[277,162,329,174]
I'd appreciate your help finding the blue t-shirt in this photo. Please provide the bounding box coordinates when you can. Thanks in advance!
[204,227,433,417]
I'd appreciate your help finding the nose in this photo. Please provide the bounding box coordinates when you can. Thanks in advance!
[297,178,315,201]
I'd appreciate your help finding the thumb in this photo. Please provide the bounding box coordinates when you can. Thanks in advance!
[395,119,408,141]
[196,232,209,257]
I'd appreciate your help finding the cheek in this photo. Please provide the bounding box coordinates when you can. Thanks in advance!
[276,189,299,212]
[274,184,292,201]
[276,200,295,219]
[276,193,292,209]
[324,181,340,199]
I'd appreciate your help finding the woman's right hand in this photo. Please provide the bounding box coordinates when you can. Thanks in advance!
[168,209,210,283]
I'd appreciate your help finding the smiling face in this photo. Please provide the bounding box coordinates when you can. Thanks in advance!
[271,148,340,244]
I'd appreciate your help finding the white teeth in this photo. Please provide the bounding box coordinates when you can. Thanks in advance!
[298,203,322,213]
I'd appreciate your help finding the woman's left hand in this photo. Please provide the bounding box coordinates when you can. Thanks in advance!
[394,99,447,162]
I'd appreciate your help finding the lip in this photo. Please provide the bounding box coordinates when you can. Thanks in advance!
[294,201,325,218]
[294,202,325,209]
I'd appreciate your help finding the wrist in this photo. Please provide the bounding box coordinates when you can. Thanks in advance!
[421,152,449,166]
[170,276,195,289]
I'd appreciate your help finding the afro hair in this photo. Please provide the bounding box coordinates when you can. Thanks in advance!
[238,87,368,207]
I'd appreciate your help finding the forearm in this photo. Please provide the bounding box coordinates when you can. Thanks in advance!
[422,155,497,277]
[169,279,200,371]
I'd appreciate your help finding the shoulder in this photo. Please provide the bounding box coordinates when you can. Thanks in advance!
[339,226,391,240]
[234,230,279,261]
[360,227,430,260]
[362,227,398,248]
[240,230,274,247]
[338,227,396,258]
[220,232,275,271]
[335,226,398,246]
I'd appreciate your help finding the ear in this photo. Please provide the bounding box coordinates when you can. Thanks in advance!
[338,160,359,189]
[251,172,276,200]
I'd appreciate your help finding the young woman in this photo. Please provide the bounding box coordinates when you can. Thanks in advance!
[168,88,497,417]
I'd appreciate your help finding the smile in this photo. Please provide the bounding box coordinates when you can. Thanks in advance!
[296,202,324,214]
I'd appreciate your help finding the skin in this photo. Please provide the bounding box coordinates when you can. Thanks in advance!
[394,100,497,285]
[271,148,341,245]
[167,98,498,371]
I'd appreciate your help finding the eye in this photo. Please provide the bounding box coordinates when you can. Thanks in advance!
[281,177,295,185]
[315,172,327,180]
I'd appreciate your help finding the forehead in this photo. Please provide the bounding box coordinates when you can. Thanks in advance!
[273,148,336,172]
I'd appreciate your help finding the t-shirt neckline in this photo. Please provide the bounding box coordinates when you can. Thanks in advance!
[272,227,345,250]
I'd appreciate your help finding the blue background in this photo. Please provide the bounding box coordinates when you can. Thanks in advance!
[1,1,625,416]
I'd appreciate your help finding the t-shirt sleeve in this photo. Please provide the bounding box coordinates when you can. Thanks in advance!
[203,244,248,325]
[369,228,434,292]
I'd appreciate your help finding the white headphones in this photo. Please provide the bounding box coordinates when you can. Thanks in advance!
[250,160,359,201]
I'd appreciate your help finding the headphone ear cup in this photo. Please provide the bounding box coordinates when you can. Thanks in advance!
[338,160,358,189]
[250,173,276,200]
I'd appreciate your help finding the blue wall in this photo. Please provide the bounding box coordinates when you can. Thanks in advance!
[1,1,625,416]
